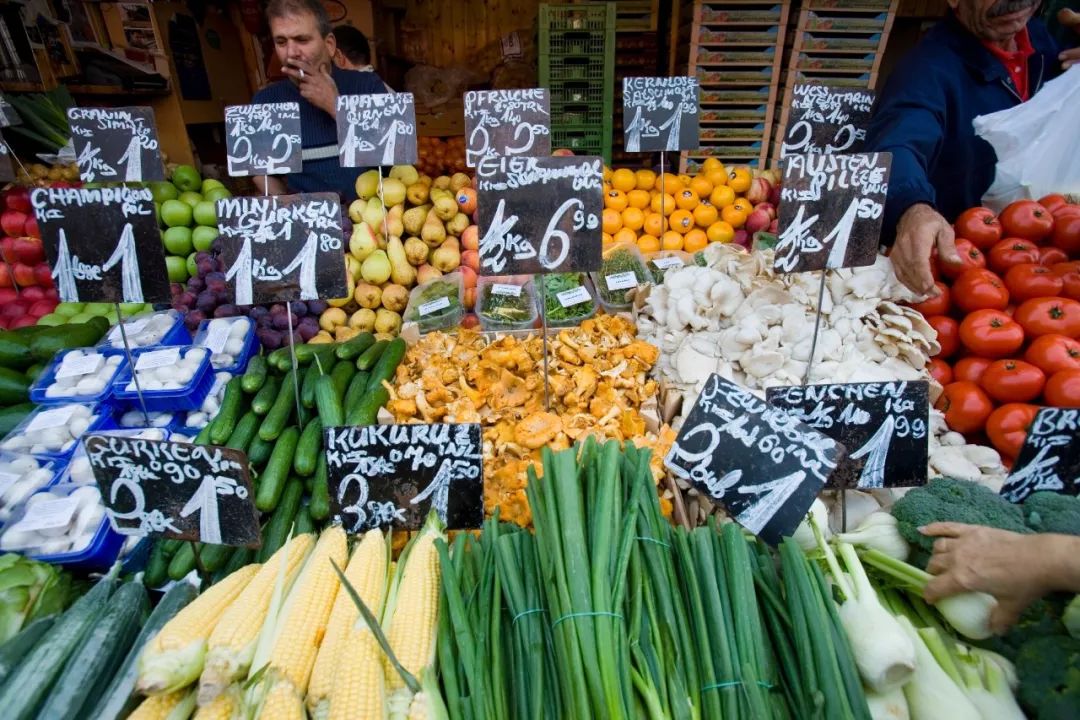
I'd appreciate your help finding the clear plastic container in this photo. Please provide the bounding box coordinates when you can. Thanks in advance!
[644,250,692,284]
[112,345,213,412]
[404,271,466,334]
[537,272,600,328]
[0,453,58,527]
[113,406,177,429]
[590,242,651,313]
[477,275,539,332]
[178,371,233,431]
[60,427,171,487]
[97,309,190,353]
[29,348,127,405]
[0,403,110,463]
[192,316,257,374]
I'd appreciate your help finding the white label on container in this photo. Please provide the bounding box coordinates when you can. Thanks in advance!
[136,348,181,371]
[202,321,232,354]
[605,271,639,291]
[14,496,79,532]
[491,283,523,297]
[55,353,104,379]
[652,256,685,270]
[557,285,591,308]
[0,471,20,495]
[418,296,451,316]
[108,317,149,342]
[26,406,76,433]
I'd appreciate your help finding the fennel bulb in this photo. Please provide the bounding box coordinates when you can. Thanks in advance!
[791,498,831,551]
[897,618,980,720]
[835,512,910,561]
[865,685,909,720]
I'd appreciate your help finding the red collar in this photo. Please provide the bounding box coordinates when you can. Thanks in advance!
[980,25,1034,63]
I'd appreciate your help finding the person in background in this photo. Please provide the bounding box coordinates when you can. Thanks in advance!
[865,0,1080,297]
[252,0,384,202]
[333,25,393,92]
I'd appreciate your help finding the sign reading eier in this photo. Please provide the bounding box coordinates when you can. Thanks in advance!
[214,193,348,305]
[781,85,874,158]
[475,155,602,275]
[32,186,171,304]
[766,381,929,489]
[224,102,302,176]
[622,77,700,153]
[775,152,891,274]
[67,107,165,182]
[1000,407,1080,503]
[665,374,845,545]
[336,92,418,167]
[464,88,551,167]
[324,423,483,533]
[85,435,260,547]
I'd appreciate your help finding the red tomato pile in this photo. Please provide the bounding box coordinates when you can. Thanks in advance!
[915,195,1080,463]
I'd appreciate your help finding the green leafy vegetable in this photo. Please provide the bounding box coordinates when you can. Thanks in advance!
[0,553,74,644]
[595,247,650,306]
[479,283,533,327]
[541,273,595,325]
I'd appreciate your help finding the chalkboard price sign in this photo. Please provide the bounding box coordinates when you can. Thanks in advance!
[336,93,418,167]
[85,435,260,547]
[766,381,929,489]
[67,107,165,183]
[324,423,484,533]
[215,192,348,305]
[775,152,892,274]
[0,140,13,184]
[780,85,875,158]
[622,77,700,153]
[31,186,171,304]
[224,102,303,177]
[475,155,603,275]
[1000,408,1080,503]
[464,89,551,167]
[665,374,845,545]
[0,96,19,128]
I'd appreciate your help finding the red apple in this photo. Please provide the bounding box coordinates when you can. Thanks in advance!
[768,183,782,207]
[33,264,53,288]
[43,287,58,301]
[20,286,44,303]
[0,265,12,289]
[0,288,16,304]
[732,229,750,247]
[0,317,10,330]
[0,237,15,264]
[753,202,777,221]
[12,263,36,287]
[551,149,575,157]
[13,238,44,265]
[10,315,37,328]
[0,210,27,237]
[27,299,56,317]
[746,177,773,205]
[23,216,38,239]
[769,218,778,233]
[1,301,26,319]
[3,188,30,214]
[745,208,772,234]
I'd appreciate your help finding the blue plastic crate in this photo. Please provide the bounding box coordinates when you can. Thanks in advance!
[0,402,111,464]
[29,349,127,406]
[192,317,257,374]
[112,345,214,412]
[97,310,191,354]
[58,427,172,488]
[0,453,60,530]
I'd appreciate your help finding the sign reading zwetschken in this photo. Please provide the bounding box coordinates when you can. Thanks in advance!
[324,423,483,533]
[622,77,700,153]
[475,155,602,275]
[464,88,551,167]
[336,93,418,167]
[214,192,348,305]
[775,152,891,274]
[67,107,165,182]
[665,374,845,545]
[224,102,302,176]
[780,84,874,158]
[1000,407,1080,503]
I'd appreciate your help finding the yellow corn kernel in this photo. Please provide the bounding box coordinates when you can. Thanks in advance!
[257,678,306,720]
[326,625,386,720]
[127,688,196,720]
[383,526,441,691]
[192,685,239,720]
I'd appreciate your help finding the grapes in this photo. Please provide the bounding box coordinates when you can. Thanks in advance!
[213,304,237,318]
[187,276,205,293]
[289,301,307,317]
[195,291,217,314]
[306,299,328,315]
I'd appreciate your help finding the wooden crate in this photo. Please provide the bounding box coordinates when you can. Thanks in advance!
[613,0,659,32]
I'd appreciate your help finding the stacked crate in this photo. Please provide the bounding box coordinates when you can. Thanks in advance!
[611,30,663,167]
[539,3,617,164]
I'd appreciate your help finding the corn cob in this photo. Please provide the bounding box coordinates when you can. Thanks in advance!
[137,564,260,695]
[326,625,386,720]
[127,688,197,720]
[308,529,390,719]
[192,685,240,720]
[257,676,306,720]
[200,534,315,703]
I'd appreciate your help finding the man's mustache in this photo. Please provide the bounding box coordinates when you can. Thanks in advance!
[987,0,1040,19]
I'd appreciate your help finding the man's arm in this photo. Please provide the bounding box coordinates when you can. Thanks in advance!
[254,174,287,195]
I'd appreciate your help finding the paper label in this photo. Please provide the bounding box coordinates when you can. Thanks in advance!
[0,471,20,495]
[491,283,523,297]
[605,271,639,291]
[136,348,180,371]
[652,256,685,270]
[108,317,149,342]
[418,296,451,316]
[14,496,79,532]
[202,322,232,354]
[557,285,591,308]
[55,353,105,379]
[26,406,77,433]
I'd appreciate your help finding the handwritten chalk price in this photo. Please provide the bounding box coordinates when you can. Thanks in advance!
[225,102,303,176]
[336,93,418,167]
[1000,408,1080,503]
[464,89,551,167]
[622,77,700,153]
[67,107,165,182]
[781,85,875,158]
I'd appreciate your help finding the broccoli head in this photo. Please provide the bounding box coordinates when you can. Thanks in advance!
[1016,634,1080,719]
[1024,492,1080,536]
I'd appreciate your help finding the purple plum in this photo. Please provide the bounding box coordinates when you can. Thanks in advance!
[306,299,328,315]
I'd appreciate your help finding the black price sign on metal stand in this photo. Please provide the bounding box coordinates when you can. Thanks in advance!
[1000,408,1080,503]
[31,186,171,304]
[0,140,13,184]
[475,155,602,275]
[0,96,20,127]
[67,107,165,182]
[665,374,845,545]
[336,92,418,167]
[780,85,874,158]
[622,77,700,153]
[85,435,260,547]
[767,381,929,489]
[225,102,302,177]
[464,88,551,167]
[324,423,484,533]
[215,192,348,305]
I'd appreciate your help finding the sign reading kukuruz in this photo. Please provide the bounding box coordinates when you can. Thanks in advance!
[214,193,348,305]
[224,102,302,176]
[31,186,171,304]
[1000,408,1080,503]
[464,88,551,167]
[781,85,874,158]
[336,92,418,167]
[665,374,845,545]
[775,151,891,274]
[67,107,165,183]
[324,423,483,533]
[766,381,929,489]
[622,77,700,153]
[475,155,602,275]
[85,435,260,547]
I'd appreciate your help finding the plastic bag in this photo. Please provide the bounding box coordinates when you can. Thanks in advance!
[975,66,1080,210]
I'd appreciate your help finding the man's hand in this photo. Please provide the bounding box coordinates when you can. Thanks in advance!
[891,203,959,296]
[282,59,338,115]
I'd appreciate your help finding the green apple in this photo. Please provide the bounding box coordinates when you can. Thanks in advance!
[35,313,66,326]
[84,302,112,316]
[204,187,232,203]
[192,225,218,252]
[149,181,179,204]
[54,302,85,317]
[202,178,225,192]
[161,199,193,228]
[171,164,202,193]
[179,191,203,208]
[163,226,194,256]
[68,312,94,324]
[118,303,145,317]
[193,201,217,227]
[166,255,190,283]
[104,310,120,325]
[186,252,198,278]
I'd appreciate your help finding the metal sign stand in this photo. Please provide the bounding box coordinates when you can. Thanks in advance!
[538,274,551,410]
[114,302,152,427]
[262,179,305,426]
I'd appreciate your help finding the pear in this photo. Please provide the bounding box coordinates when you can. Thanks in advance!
[416,263,443,285]
[354,282,382,309]
[346,254,363,282]
[403,204,431,236]
[406,182,430,205]
[381,177,407,207]
[385,204,404,238]
[446,212,470,237]
[431,238,461,272]
[328,272,356,308]
[348,198,365,224]
[386,236,417,286]
[389,164,420,186]
[449,173,471,192]
[349,222,379,261]
[433,175,451,190]
[432,192,458,221]
[361,197,386,232]
[360,249,392,285]
[421,212,447,248]
[404,236,429,266]
[355,169,381,200]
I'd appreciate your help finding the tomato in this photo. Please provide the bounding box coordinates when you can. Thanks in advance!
[1038,247,1069,267]
[952,268,1010,313]
[988,238,1041,274]
[908,282,950,316]
[1050,212,1080,254]
[985,403,1039,460]
[1050,261,1080,277]
[1024,334,1080,374]
[1044,369,1080,407]
[954,356,993,383]
[927,315,960,358]
[998,200,1055,242]
[927,358,953,385]
[1003,263,1063,302]
[954,207,1002,250]
[939,239,986,280]
[937,381,995,434]
[979,359,1046,403]
[1038,194,1069,213]
[958,309,1025,357]
[1013,297,1080,338]
[1061,273,1080,302]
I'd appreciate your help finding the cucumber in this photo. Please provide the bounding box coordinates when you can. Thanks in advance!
[259,369,298,442]
[246,433,274,469]
[166,543,197,581]
[197,543,233,573]
[0,367,30,405]
[251,375,282,416]
[335,332,375,361]
[293,505,317,535]
[213,548,255,584]
[0,332,32,371]
[0,403,33,436]
[256,426,299,511]
[300,358,322,409]
[267,347,292,372]
[294,342,336,365]
[347,386,390,426]
[309,453,331,521]
[193,423,213,445]
[330,359,356,399]
[24,363,45,383]
[142,540,171,588]
[365,337,406,393]
[355,339,388,371]
[209,376,245,445]
[226,411,260,452]
[293,418,322,477]
[0,616,55,685]
[240,355,268,394]
[343,370,370,416]
[88,583,197,720]
[257,478,304,562]
[36,582,149,719]
[315,375,344,428]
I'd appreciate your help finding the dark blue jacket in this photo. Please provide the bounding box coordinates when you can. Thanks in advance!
[866,14,1061,239]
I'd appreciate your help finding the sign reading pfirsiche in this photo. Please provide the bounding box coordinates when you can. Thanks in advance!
[766,381,928,489]
[775,151,891,274]
[464,88,551,167]
[67,107,165,182]
[336,92,418,167]
[32,186,171,304]
[224,102,302,176]
[324,423,483,533]
[781,85,874,158]
[622,77,700,153]
[665,374,845,545]
[85,435,260,547]
[214,192,348,305]
[1000,407,1080,503]
[475,155,602,275]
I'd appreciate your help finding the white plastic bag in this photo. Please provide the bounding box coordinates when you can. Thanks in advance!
[975,66,1080,210]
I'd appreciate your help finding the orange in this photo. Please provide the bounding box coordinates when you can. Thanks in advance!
[678,174,692,186]
[613,227,638,246]
[728,167,751,193]
[709,185,736,208]
[637,234,660,253]
[693,202,718,228]
[602,165,613,183]
[650,193,676,216]
[706,169,728,189]
[669,209,695,234]
[701,157,723,174]
[684,229,708,253]
[689,175,713,199]
[602,231,614,245]
[635,168,656,191]
[602,208,623,234]
[732,198,752,214]
[721,205,747,229]
[675,188,700,210]
[706,220,735,244]
[621,206,645,231]
[605,189,628,212]
[661,230,684,251]
[611,168,637,193]
[643,212,664,237]
[626,189,651,210]
[658,173,683,193]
